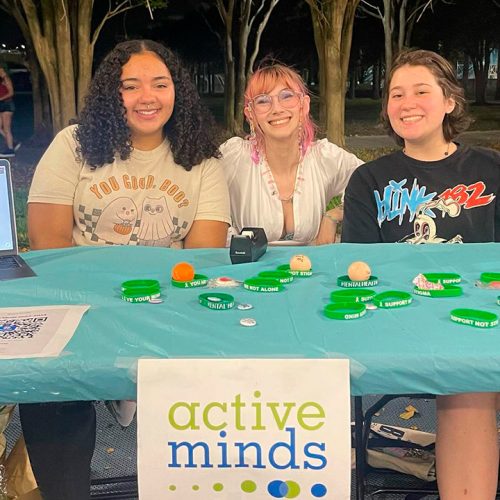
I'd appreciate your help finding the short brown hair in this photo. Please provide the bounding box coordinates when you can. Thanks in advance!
[381,49,471,146]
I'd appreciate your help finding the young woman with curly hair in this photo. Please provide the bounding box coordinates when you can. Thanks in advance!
[24,39,230,500]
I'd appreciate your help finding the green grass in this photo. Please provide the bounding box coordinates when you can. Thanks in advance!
[14,188,29,250]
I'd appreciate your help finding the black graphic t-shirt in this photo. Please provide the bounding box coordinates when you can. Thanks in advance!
[342,145,500,244]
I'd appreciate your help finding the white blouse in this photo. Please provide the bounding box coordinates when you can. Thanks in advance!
[220,137,363,244]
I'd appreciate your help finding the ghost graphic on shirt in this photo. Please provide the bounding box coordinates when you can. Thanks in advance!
[93,197,138,244]
[137,196,175,247]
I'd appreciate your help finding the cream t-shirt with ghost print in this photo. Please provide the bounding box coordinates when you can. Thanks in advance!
[28,125,230,248]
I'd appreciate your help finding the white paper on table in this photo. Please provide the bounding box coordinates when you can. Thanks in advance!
[0,305,90,359]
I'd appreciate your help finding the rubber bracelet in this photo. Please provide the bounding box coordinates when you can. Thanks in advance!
[450,308,499,329]
[243,277,283,292]
[497,296,500,306]
[413,284,463,298]
[323,212,341,224]
[121,292,161,303]
[198,293,235,310]
[324,302,367,320]
[337,275,379,288]
[480,272,500,284]
[121,279,160,295]
[373,291,412,308]
[423,273,462,284]
[277,264,312,277]
[258,270,294,284]
[171,274,208,288]
[330,289,376,303]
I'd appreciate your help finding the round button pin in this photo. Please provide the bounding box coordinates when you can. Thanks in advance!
[237,303,254,310]
[240,318,257,327]
[148,298,164,304]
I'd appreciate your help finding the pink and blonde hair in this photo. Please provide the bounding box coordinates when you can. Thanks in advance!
[244,63,316,163]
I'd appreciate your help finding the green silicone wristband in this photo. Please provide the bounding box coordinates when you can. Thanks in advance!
[330,289,376,303]
[258,270,294,284]
[171,274,208,288]
[497,296,500,306]
[337,275,379,288]
[276,264,313,277]
[413,284,463,298]
[198,293,235,310]
[480,272,500,284]
[121,292,161,303]
[121,279,160,295]
[373,291,412,308]
[423,272,462,284]
[324,302,367,320]
[450,308,499,329]
[243,277,283,292]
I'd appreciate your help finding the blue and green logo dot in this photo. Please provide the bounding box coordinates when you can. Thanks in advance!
[167,480,327,497]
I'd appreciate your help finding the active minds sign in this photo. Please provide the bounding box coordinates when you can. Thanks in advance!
[138,359,350,499]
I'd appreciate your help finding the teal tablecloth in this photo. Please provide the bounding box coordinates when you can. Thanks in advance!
[0,243,498,403]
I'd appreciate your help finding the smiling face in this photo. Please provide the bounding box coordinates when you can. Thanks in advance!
[387,64,456,147]
[247,83,310,145]
[120,51,175,150]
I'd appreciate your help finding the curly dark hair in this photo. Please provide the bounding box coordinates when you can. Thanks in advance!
[75,39,220,170]
[381,49,471,146]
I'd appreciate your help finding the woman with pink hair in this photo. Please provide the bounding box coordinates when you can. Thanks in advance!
[220,63,362,245]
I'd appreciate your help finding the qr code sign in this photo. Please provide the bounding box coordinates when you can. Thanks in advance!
[0,316,48,340]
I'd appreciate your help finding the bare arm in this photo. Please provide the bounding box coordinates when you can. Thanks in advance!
[28,203,74,250]
[312,205,343,246]
[183,220,229,249]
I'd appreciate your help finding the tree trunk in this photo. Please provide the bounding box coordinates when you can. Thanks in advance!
[462,54,470,94]
[371,57,381,99]
[382,0,393,86]
[77,0,93,114]
[471,59,487,104]
[308,0,359,147]
[310,13,326,130]
[54,0,76,128]
[348,69,356,99]
[495,67,500,100]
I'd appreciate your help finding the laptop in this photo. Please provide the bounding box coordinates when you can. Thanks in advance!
[0,159,36,280]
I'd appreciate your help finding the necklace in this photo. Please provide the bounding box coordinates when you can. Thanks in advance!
[403,142,452,158]
[262,153,304,203]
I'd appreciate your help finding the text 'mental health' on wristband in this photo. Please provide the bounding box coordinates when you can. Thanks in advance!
[198,293,235,310]
[337,275,379,288]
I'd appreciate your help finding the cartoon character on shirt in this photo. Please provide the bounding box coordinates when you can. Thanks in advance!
[403,198,463,244]
[137,196,174,247]
[93,197,138,244]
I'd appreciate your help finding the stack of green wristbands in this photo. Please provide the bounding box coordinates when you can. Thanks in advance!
[121,279,161,303]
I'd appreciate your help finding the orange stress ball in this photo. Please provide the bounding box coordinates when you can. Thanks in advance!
[171,262,195,282]
[289,254,312,272]
[347,261,371,281]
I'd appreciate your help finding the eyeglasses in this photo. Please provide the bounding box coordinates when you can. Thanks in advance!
[250,89,302,113]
